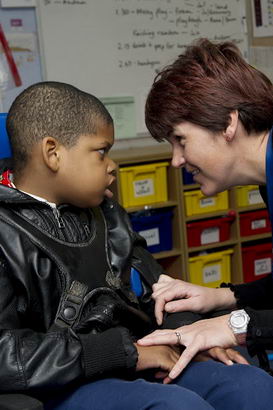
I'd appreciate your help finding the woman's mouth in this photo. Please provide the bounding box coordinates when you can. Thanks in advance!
[191,168,200,176]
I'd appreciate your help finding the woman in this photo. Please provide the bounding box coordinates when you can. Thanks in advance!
[138,38,273,381]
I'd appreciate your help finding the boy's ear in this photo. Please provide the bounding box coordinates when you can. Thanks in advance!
[41,137,61,172]
[223,110,239,142]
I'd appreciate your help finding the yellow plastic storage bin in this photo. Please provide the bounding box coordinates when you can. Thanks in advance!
[119,162,169,208]
[189,249,233,288]
[235,185,263,207]
[184,189,228,216]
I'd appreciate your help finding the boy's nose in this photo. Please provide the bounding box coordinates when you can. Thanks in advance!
[108,157,117,175]
[171,146,185,168]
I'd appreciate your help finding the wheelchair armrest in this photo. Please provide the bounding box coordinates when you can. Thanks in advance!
[0,394,43,410]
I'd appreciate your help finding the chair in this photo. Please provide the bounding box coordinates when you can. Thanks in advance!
[0,113,11,159]
[0,395,43,410]
[0,113,43,409]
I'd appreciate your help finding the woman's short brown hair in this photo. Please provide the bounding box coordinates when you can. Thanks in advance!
[145,38,273,141]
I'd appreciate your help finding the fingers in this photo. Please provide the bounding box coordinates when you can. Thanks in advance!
[157,274,174,284]
[152,280,185,299]
[164,298,196,313]
[154,370,169,379]
[138,330,178,346]
[163,375,173,384]
[152,275,174,294]
[208,347,234,365]
[168,345,198,379]
[152,278,193,325]
[193,351,211,362]
[225,348,249,365]
[137,329,198,380]
[154,296,167,326]
[154,295,194,325]
[137,332,198,380]
[198,347,250,366]
[153,286,188,325]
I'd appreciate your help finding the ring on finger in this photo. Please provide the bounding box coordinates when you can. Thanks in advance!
[175,331,182,344]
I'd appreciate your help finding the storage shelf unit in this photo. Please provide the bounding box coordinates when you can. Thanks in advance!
[110,144,270,284]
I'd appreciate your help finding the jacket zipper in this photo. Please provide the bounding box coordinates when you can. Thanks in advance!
[52,207,65,229]
[83,224,90,235]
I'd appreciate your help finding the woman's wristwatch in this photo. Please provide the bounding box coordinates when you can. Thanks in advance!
[228,309,250,345]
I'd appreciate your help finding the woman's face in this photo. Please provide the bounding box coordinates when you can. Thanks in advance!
[169,122,234,197]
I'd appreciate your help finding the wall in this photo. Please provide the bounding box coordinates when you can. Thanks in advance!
[36,0,248,138]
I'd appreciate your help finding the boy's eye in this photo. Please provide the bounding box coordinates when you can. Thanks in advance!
[98,148,106,156]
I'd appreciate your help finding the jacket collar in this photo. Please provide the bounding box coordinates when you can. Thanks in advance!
[0,183,40,204]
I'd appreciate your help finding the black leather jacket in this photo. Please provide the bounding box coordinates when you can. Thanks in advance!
[0,183,187,397]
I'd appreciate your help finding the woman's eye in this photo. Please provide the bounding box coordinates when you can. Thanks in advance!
[180,137,186,147]
[174,135,185,145]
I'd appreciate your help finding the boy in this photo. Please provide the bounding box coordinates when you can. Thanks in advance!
[0,81,271,410]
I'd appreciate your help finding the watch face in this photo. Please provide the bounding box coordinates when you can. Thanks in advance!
[231,314,247,328]
[230,311,248,329]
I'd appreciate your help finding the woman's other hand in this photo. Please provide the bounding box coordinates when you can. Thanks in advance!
[152,274,236,325]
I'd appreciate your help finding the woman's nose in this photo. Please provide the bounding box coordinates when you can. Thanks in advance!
[171,146,185,168]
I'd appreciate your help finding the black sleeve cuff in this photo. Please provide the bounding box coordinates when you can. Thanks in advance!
[221,275,273,310]
[245,307,273,356]
[79,327,137,379]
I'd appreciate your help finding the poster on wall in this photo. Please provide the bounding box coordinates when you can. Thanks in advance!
[251,0,273,37]
[0,6,42,112]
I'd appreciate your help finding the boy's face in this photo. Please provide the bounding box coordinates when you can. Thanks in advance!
[56,122,116,208]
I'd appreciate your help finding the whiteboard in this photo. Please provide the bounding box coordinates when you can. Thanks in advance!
[36,0,248,134]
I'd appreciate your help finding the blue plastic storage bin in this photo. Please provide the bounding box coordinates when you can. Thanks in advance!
[182,168,194,185]
[0,113,12,159]
[130,209,173,253]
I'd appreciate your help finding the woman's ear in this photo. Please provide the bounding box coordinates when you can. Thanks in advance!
[41,137,61,172]
[224,111,239,142]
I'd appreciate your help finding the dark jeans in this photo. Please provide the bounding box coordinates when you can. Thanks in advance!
[44,360,273,410]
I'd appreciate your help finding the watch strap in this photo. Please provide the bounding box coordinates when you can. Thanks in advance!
[234,332,247,346]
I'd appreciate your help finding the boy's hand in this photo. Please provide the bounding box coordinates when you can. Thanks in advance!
[194,347,249,366]
[135,344,180,384]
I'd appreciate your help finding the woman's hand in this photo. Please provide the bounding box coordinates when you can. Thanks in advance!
[138,314,237,381]
[152,274,236,325]
[194,347,249,366]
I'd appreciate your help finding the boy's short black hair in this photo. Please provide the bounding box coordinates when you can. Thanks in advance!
[6,81,113,173]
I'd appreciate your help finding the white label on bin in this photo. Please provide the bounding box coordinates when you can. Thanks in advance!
[134,179,154,197]
[203,264,220,283]
[139,228,160,247]
[248,189,263,204]
[201,227,220,245]
[251,219,266,230]
[200,197,215,208]
[254,258,271,276]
